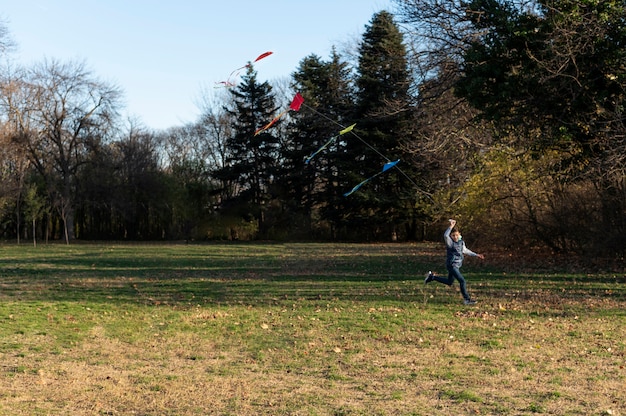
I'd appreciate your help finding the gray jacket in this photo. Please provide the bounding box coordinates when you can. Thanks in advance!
[444,227,478,268]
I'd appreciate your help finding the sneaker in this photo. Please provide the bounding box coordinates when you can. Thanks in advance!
[424,271,434,284]
[464,299,477,305]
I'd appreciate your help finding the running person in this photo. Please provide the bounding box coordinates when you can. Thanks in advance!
[425,219,484,304]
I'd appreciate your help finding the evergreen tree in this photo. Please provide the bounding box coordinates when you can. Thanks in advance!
[214,65,280,238]
[350,10,415,240]
[280,50,354,239]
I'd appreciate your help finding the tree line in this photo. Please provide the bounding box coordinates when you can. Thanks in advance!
[0,1,624,257]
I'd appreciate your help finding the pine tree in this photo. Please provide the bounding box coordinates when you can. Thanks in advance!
[280,50,354,239]
[214,65,280,238]
[349,10,415,240]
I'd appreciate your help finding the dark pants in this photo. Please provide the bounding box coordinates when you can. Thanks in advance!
[433,265,470,301]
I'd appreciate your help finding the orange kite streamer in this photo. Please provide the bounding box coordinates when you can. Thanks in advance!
[254,92,304,136]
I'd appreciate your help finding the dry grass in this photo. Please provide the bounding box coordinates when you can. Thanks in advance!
[0,242,624,415]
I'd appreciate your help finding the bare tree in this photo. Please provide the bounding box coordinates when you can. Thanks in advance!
[0,63,34,242]
[0,17,16,57]
[194,87,236,171]
[9,59,122,242]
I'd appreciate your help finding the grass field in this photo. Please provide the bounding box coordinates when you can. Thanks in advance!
[0,242,623,415]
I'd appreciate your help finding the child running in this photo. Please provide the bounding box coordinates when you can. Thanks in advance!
[425,219,484,305]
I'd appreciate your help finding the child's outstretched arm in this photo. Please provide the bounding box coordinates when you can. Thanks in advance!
[463,245,485,259]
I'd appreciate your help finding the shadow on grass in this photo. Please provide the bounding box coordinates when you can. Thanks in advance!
[0,242,623,308]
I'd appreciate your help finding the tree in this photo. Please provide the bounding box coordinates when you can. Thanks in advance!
[10,59,122,242]
[0,63,35,242]
[402,65,494,240]
[282,50,355,239]
[75,121,169,240]
[214,65,281,238]
[0,120,32,243]
[112,126,170,239]
[455,0,626,254]
[164,88,234,174]
[395,0,626,254]
[23,182,48,246]
[154,89,241,240]
[74,132,118,239]
[156,124,218,240]
[349,10,416,240]
[0,18,16,57]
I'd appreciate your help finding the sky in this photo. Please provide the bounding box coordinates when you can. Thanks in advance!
[2,0,395,130]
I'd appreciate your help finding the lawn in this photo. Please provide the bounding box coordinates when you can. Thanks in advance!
[0,242,624,415]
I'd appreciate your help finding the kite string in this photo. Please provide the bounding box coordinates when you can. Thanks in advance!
[301,103,424,193]
[302,103,390,162]
[217,51,273,89]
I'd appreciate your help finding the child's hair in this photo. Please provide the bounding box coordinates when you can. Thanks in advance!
[450,227,460,234]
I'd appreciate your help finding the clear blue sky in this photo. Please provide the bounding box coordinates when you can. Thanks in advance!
[2,0,395,130]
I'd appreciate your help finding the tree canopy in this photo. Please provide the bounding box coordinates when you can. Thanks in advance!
[0,5,624,256]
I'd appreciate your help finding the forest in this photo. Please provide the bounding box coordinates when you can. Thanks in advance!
[0,0,624,257]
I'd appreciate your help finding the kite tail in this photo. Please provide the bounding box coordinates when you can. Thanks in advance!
[305,136,337,164]
[343,173,382,197]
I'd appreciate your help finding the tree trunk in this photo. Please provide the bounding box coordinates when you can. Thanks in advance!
[32,218,37,247]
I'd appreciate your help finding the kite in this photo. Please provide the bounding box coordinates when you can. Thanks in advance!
[216,51,273,88]
[343,160,400,197]
[304,123,356,164]
[298,101,426,196]
[253,51,274,62]
[254,92,304,136]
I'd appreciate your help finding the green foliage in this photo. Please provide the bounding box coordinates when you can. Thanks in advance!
[448,0,626,253]
[203,215,258,240]
[454,143,621,253]
[22,183,48,245]
[457,0,626,159]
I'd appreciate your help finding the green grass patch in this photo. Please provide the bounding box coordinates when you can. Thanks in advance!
[0,242,624,415]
